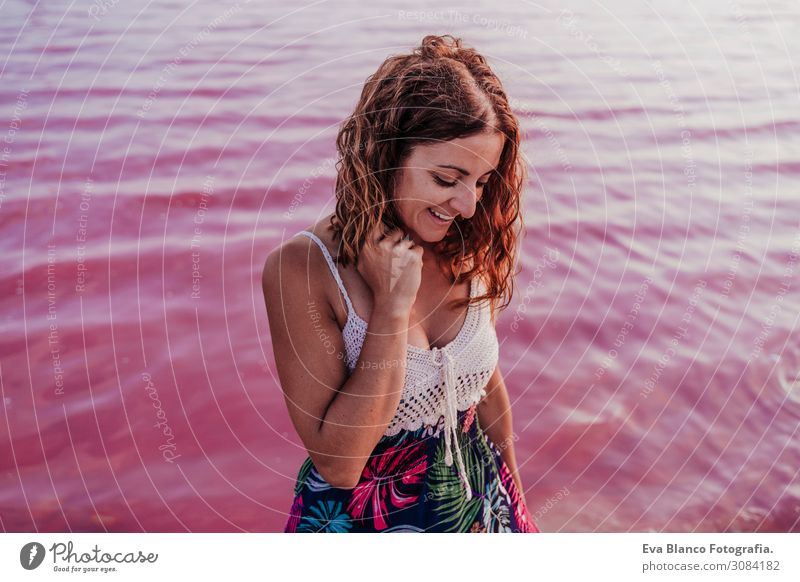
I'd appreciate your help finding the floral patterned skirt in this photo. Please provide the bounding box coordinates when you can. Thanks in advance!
[284,404,540,533]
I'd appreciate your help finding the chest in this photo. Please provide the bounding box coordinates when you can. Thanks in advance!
[334,264,473,351]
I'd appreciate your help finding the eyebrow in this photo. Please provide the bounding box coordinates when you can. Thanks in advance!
[435,164,493,177]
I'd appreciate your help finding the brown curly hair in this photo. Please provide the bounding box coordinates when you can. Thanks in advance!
[329,34,526,318]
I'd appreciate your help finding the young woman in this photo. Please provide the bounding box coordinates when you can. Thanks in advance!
[263,34,539,533]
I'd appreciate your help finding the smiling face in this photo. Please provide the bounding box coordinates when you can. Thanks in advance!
[391,130,505,250]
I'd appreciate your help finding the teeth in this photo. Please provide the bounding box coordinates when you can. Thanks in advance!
[430,208,453,221]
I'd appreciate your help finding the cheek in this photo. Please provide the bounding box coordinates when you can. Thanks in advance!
[395,176,436,208]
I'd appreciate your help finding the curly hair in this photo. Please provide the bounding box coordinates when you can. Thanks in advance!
[329,34,526,318]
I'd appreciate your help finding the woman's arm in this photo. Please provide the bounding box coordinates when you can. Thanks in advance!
[477,364,527,503]
[262,238,411,488]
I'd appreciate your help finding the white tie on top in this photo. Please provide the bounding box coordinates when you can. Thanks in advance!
[295,230,499,500]
[433,345,474,499]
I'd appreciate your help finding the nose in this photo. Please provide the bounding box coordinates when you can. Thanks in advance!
[449,182,479,219]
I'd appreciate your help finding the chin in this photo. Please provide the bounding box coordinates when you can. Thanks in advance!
[397,208,453,245]
[412,224,449,244]
[422,210,456,238]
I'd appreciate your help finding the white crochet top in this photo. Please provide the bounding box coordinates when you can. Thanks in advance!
[296,230,500,500]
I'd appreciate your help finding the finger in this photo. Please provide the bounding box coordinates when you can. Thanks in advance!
[384,228,405,244]
[403,233,419,248]
[368,222,388,246]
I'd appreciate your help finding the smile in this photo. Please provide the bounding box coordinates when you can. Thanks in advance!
[428,207,454,224]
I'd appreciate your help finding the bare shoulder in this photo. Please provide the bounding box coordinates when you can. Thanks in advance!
[263,217,335,271]
[261,227,340,325]
[263,234,321,300]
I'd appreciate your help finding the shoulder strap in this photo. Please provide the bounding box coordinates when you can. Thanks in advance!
[295,231,355,315]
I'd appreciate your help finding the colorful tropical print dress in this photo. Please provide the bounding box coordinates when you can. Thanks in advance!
[284,404,539,533]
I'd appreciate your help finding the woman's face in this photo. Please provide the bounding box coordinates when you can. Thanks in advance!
[391,130,504,249]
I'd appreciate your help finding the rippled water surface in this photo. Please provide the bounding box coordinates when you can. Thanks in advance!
[1,0,799,532]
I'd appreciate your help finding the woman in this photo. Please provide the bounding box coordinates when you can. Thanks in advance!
[263,34,538,532]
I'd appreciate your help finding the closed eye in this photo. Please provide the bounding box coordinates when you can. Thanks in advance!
[433,175,490,189]
[433,175,457,188]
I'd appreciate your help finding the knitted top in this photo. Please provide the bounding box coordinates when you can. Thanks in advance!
[295,230,500,500]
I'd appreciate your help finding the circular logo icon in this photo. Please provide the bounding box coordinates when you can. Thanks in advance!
[20,542,46,570]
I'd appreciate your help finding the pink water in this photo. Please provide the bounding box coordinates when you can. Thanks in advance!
[1,0,799,532]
